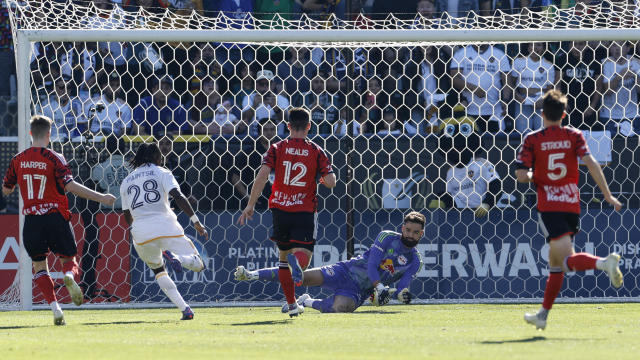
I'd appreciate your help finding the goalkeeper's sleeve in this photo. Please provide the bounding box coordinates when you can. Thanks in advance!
[395,252,421,291]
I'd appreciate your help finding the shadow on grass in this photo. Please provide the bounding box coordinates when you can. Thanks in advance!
[481,336,547,344]
[229,320,291,326]
[83,320,174,326]
[353,310,402,314]
[0,325,43,330]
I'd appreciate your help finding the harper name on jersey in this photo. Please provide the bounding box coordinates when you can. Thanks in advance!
[120,164,184,244]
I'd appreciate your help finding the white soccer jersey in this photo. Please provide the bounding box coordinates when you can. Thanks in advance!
[600,56,640,120]
[510,56,556,106]
[120,164,184,244]
[446,157,500,209]
[451,45,510,119]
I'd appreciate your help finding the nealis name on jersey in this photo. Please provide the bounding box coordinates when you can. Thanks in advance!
[20,161,47,169]
[125,170,155,183]
[543,184,579,203]
[285,148,309,156]
[541,140,571,151]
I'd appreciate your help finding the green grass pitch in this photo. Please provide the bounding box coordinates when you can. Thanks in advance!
[1,304,639,360]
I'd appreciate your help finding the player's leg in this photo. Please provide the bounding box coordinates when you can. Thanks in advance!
[48,214,83,306]
[286,211,316,286]
[24,215,64,325]
[562,214,622,287]
[269,209,299,315]
[238,266,324,287]
[133,242,193,320]
[162,236,205,273]
[305,294,357,313]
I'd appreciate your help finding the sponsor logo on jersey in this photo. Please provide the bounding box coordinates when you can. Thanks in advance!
[324,266,335,276]
[380,259,395,274]
[397,255,408,266]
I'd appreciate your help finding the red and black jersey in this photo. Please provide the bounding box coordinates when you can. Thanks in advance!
[3,147,74,220]
[516,125,590,214]
[263,138,333,213]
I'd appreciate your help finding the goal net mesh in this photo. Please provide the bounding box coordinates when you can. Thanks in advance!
[2,0,640,309]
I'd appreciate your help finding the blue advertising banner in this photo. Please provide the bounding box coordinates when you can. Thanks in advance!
[130,209,640,303]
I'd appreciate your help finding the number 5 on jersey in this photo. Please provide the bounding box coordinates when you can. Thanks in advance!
[547,153,567,180]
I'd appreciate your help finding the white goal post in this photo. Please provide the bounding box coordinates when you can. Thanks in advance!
[5,0,640,310]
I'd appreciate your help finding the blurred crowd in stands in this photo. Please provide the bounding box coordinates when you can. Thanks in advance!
[2,0,640,139]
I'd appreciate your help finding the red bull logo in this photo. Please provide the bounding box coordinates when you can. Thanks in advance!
[380,259,395,274]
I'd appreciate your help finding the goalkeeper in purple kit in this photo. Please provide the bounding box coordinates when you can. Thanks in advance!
[235,212,424,313]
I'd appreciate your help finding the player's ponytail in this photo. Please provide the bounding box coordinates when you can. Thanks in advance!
[129,142,161,169]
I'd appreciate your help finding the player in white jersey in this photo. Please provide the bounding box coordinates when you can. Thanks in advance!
[120,143,208,320]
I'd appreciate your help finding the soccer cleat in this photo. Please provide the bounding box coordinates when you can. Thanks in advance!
[53,309,65,326]
[524,311,546,330]
[234,265,252,281]
[63,273,83,306]
[287,302,304,317]
[281,293,311,313]
[163,251,183,273]
[287,253,304,286]
[603,253,623,288]
[181,306,194,320]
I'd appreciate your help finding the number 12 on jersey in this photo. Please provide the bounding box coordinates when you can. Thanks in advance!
[282,161,307,187]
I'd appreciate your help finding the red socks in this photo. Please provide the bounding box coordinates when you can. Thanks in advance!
[33,270,57,304]
[293,251,311,269]
[278,261,295,305]
[62,257,79,278]
[565,253,599,271]
[542,271,564,310]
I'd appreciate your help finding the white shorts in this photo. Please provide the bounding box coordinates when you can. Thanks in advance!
[133,236,199,269]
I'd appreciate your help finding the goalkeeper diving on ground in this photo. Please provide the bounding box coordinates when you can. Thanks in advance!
[235,211,424,313]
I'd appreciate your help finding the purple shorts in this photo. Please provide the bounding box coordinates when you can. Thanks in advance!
[320,262,367,307]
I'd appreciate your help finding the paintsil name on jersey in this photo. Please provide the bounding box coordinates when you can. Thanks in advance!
[541,140,571,151]
[285,148,309,156]
[125,170,155,183]
[20,161,47,169]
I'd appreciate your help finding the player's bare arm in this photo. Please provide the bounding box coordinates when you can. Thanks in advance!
[65,180,116,206]
[237,164,271,225]
[515,169,533,183]
[2,185,13,196]
[581,154,623,211]
[169,188,208,240]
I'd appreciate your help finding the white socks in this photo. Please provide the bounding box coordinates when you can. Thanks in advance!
[156,272,188,311]
[50,301,61,312]
[175,254,205,272]
[303,298,317,308]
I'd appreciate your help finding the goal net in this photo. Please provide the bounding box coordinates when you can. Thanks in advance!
[2,0,640,309]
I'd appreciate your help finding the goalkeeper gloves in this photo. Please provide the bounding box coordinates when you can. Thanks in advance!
[397,288,413,304]
[372,283,393,306]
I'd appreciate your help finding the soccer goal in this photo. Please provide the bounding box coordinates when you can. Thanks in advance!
[2,0,640,310]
